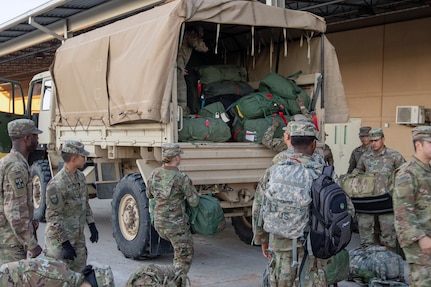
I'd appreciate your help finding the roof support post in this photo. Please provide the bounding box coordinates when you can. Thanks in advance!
[28,16,66,42]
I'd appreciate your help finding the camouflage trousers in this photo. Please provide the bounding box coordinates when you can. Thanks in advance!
[44,240,87,272]
[357,213,397,250]
[408,263,431,287]
[0,245,26,266]
[269,249,328,287]
[156,227,194,274]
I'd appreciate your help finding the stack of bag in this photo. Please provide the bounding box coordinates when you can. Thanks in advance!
[179,65,312,144]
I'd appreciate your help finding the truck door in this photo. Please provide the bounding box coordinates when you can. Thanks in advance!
[0,78,26,156]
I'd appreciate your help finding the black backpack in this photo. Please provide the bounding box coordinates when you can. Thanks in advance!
[309,166,353,259]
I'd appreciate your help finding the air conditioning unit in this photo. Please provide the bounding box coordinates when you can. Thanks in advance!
[396,106,425,125]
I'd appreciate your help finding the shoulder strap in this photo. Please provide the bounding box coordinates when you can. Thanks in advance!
[322,165,334,177]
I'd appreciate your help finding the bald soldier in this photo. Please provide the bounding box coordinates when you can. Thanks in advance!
[44,140,99,272]
[393,126,431,287]
[146,143,200,275]
[0,119,43,265]
[0,257,114,287]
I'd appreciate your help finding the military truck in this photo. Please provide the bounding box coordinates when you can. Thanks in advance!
[26,0,349,259]
[0,78,28,158]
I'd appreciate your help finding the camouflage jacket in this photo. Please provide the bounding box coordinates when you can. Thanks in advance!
[44,167,95,252]
[0,149,38,250]
[0,257,82,286]
[347,145,370,173]
[393,157,431,265]
[272,147,326,166]
[146,166,199,232]
[353,146,405,194]
[252,153,324,250]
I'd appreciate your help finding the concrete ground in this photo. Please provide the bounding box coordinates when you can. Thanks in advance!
[35,199,407,286]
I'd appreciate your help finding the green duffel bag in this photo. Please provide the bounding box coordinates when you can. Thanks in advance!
[203,80,254,99]
[232,114,288,143]
[198,101,230,123]
[259,72,311,115]
[178,117,231,142]
[187,194,226,237]
[195,65,247,84]
[231,92,289,120]
[326,249,350,285]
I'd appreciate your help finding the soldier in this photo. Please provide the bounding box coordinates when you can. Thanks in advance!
[262,114,333,166]
[0,257,114,287]
[146,143,200,275]
[0,119,43,265]
[44,140,99,272]
[353,128,405,251]
[253,121,327,287]
[393,126,431,287]
[347,126,371,173]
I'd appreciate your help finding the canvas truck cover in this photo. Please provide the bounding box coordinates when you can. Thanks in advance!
[52,0,348,126]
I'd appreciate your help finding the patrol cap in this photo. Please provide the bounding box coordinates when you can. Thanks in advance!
[290,114,313,123]
[162,143,183,157]
[62,140,90,156]
[412,126,431,141]
[369,128,384,140]
[288,121,317,138]
[359,126,371,136]
[94,265,115,287]
[7,119,42,137]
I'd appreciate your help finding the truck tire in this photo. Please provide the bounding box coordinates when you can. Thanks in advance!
[232,215,254,245]
[111,173,152,259]
[31,160,51,222]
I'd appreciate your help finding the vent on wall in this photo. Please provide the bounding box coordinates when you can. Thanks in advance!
[396,106,425,125]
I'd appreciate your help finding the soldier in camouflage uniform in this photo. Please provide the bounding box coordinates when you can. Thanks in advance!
[0,119,43,265]
[353,128,405,251]
[0,257,114,287]
[44,140,99,272]
[347,126,371,173]
[253,122,328,287]
[393,126,431,287]
[146,143,200,275]
[262,114,334,166]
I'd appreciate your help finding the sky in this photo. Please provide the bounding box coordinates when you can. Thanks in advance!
[0,0,49,25]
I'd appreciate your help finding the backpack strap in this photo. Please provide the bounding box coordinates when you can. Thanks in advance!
[322,165,334,177]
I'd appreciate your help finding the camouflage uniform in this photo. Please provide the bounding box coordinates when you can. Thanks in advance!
[146,143,200,274]
[0,119,42,265]
[253,122,328,287]
[353,128,405,250]
[44,141,95,272]
[347,126,371,173]
[393,126,431,287]
[0,257,114,287]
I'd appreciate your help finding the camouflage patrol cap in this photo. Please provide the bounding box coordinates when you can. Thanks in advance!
[288,121,317,137]
[162,143,183,157]
[94,265,115,287]
[359,126,371,136]
[7,119,42,137]
[369,128,384,140]
[282,115,314,134]
[62,140,90,156]
[412,126,431,141]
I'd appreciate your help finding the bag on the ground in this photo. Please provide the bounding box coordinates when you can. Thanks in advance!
[261,158,321,238]
[125,263,188,287]
[349,245,406,281]
[196,65,247,84]
[232,114,288,143]
[178,117,231,142]
[326,248,350,285]
[309,166,353,259]
[187,194,226,237]
[368,278,409,287]
[231,92,289,120]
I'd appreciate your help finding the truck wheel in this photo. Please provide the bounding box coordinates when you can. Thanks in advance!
[31,160,51,222]
[111,173,151,259]
[232,215,254,245]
